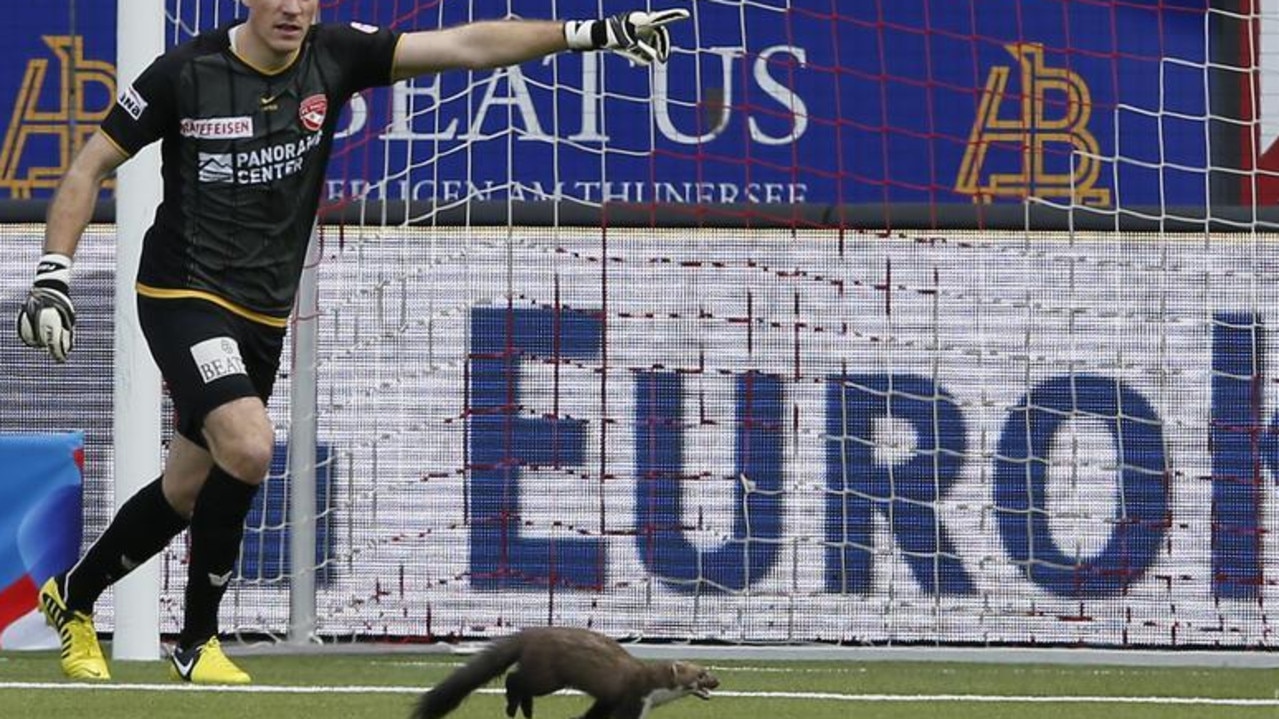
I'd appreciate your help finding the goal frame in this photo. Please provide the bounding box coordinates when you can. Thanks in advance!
[92,0,1278,665]
[112,0,164,662]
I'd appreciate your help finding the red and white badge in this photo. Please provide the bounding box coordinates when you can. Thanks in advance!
[299,94,328,132]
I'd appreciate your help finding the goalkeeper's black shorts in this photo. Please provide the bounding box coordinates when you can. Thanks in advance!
[137,294,286,448]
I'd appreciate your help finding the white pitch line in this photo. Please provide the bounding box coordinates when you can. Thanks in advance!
[0,683,1276,706]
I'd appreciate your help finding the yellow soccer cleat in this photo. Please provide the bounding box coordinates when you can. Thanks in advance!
[39,576,110,681]
[169,636,251,685]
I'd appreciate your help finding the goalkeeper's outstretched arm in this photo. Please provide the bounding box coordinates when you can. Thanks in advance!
[391,9,690,81]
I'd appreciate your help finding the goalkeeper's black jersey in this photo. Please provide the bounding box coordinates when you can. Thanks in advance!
[101,21,400,326]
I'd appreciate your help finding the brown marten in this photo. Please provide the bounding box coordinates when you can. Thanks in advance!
[412,627,719,719]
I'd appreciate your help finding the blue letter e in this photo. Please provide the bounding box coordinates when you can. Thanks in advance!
[468,306,602,590]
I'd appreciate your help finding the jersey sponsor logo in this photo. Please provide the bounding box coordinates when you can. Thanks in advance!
[180,116,254,139]
[189,336,247,383]
[118,83,147,120]
[299,94,327,132]
[196,132,323,185]
[198,152,233,183]
[349,22,379,34]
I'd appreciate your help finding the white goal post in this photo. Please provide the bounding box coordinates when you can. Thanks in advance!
[112,0,164,661]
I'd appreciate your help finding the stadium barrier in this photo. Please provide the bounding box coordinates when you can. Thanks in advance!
[0,432,83,650]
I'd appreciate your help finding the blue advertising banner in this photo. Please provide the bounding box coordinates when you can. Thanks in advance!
[0,1,1218,208]
[0,432,82,650]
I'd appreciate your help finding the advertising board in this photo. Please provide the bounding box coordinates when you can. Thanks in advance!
[0,1,1222,209]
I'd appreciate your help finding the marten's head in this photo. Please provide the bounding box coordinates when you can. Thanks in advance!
[670,661,719,700]
[645,660,720,708]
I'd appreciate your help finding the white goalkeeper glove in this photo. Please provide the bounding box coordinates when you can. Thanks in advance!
[564,9,691,66]
[17,252,76,363]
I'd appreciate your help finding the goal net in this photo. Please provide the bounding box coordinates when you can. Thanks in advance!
[11,0,1272,650]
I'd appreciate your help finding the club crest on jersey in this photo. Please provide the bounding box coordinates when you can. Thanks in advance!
[299,94,327,132]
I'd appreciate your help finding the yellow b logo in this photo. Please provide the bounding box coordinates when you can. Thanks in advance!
[956,43,1110,207]
[0,36,116,199]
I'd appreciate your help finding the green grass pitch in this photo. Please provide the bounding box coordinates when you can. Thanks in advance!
[2,648,1278,719]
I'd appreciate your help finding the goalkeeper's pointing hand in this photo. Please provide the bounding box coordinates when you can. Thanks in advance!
[565,9,691,66]
[17,253,76,363]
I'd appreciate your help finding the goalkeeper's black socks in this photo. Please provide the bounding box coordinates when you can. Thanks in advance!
[179,464,260,650]
[64,475,189,614]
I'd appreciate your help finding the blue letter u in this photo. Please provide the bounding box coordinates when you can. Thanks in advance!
[635,371,783,593]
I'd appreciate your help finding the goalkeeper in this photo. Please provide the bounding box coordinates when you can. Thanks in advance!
[16,0,689,686]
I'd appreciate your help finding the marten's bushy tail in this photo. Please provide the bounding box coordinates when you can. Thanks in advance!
[411,637,524,719]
